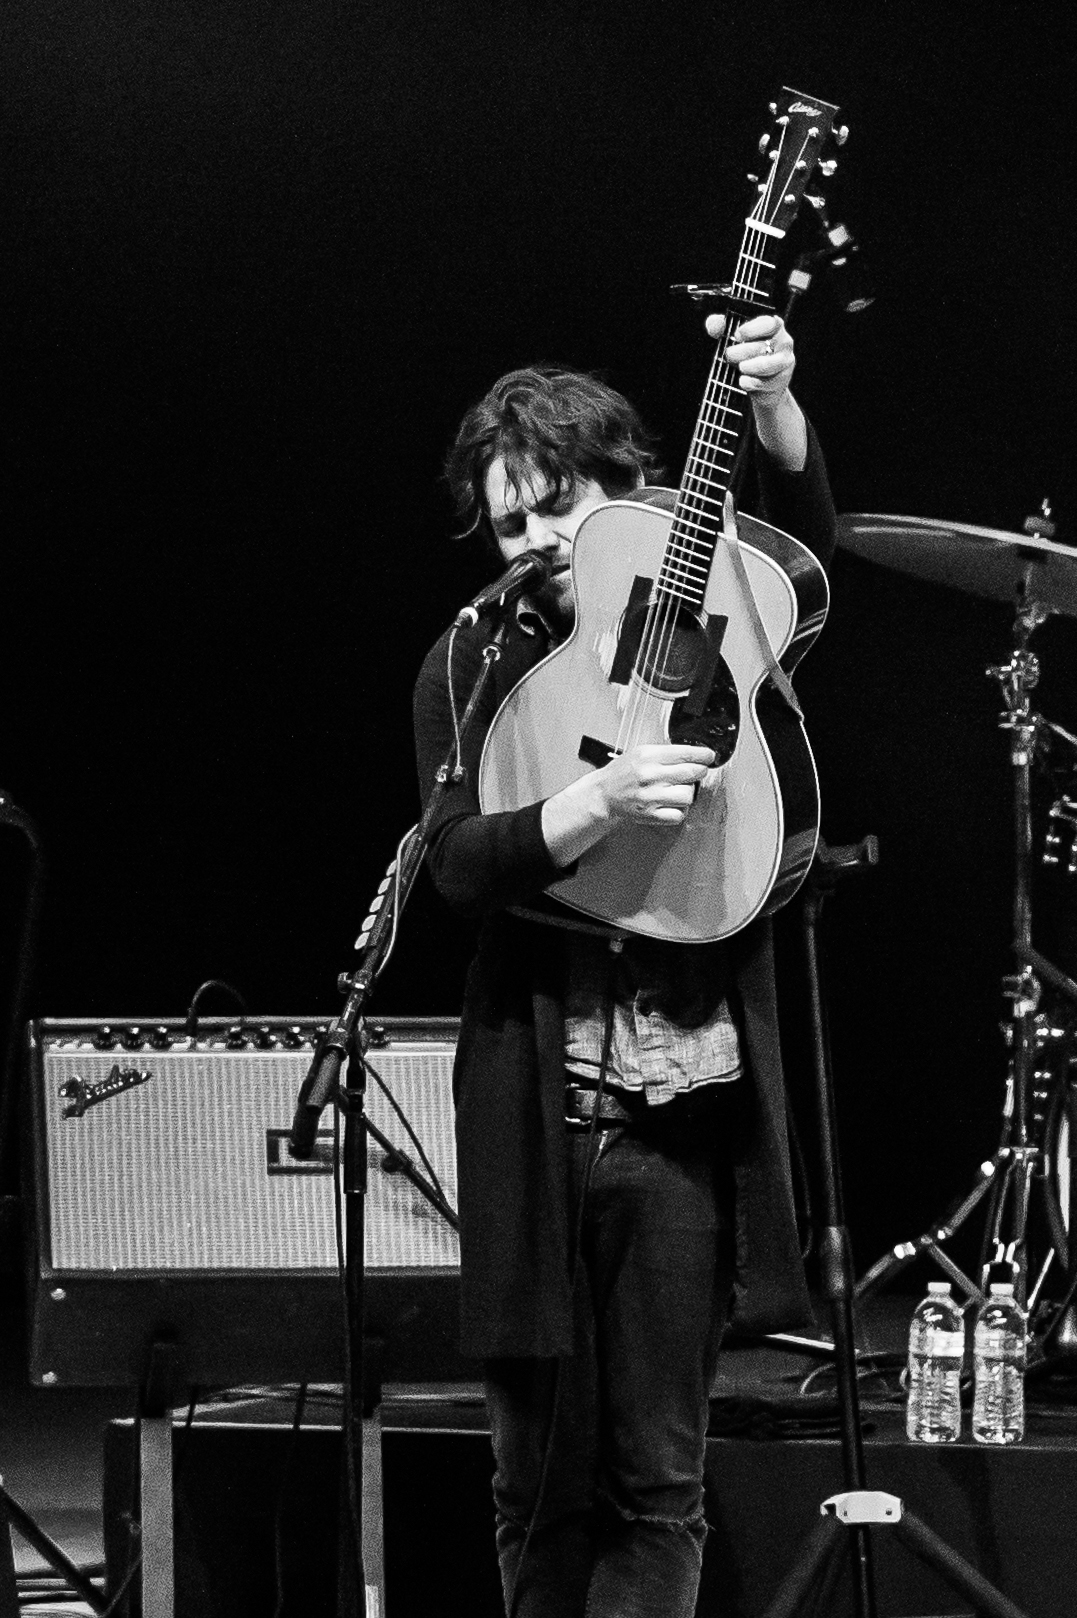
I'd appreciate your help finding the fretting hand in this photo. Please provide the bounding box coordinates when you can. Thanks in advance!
[705,312,806,472]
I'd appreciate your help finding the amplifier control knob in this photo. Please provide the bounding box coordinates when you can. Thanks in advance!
[122,1026,145,1051]
[225,1024,247,1049]
[94,1025,118,1050]
[254,1024,275,1049]
[282,1025,303,1049]
[150,1026,172,1050]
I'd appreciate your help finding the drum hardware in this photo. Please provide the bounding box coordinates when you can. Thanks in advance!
[1045,792,1077,875]
[838,508,1077,1354]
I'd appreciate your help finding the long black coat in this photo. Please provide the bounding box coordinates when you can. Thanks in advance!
[414,432,837,1359]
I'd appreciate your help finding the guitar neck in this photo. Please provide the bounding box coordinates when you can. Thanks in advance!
[659,90,841,614]
[662,227,780,612]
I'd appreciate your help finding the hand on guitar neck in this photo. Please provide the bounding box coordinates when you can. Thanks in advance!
[541,743,716,869]
[705,312,808,473]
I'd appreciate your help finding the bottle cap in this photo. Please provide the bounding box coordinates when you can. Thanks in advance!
[927,1281,951,1294]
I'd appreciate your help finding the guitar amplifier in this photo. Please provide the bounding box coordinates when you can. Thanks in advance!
[23,1016,462,1389]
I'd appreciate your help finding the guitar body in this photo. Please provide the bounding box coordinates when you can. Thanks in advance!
[479,493,829,942]
[479,88,841,943]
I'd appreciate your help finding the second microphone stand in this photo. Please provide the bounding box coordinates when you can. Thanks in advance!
[761,836,1028,1618]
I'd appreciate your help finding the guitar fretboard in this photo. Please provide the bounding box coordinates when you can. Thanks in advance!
[658,220,780,612]
[653,94,837,617]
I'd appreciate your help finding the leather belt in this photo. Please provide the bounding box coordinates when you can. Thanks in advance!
[565,1076,741,1132]
[565,1082,639,1129]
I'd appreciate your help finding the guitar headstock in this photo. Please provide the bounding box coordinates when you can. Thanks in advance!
[750,88,845,237]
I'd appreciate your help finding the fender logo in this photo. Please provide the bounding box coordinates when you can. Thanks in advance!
[788,101,822,115]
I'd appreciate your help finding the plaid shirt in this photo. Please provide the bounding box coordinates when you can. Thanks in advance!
[562,929,741,1103]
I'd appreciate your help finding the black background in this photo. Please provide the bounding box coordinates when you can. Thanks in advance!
[3,1,1076,1279]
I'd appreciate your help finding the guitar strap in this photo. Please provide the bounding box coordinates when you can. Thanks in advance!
[721,492,804,722]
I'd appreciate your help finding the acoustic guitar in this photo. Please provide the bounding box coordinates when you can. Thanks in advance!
[479,89,840,943]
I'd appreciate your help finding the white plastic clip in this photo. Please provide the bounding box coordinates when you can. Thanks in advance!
[822,1491,903,1525]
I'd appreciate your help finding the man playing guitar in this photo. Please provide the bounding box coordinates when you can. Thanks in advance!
[413,309,837,1618]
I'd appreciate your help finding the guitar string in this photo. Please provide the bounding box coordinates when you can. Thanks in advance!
[644,122,811,722]
[615,235,757,759]
[614,117,792,764]
[623,120,787,749]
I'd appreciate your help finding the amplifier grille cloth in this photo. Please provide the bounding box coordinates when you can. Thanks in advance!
[42,1048,458,1272]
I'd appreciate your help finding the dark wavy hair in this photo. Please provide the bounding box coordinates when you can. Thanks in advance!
[445,365,663,550]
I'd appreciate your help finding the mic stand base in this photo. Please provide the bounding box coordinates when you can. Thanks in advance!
[765,838,1027,1618]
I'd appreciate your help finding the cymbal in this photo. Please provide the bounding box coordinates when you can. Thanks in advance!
[837,513,1077,618]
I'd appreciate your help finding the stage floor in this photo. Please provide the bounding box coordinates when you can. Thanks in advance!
[5,1294,1077,1615]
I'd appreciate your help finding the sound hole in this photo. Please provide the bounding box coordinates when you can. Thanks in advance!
[625,600,707,695]
[617,597,740,765]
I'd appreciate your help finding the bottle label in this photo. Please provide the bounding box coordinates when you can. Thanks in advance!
[925,1329,965,1356]
[979,1329,1007,1353]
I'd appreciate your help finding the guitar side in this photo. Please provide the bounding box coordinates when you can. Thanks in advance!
[478,495,829,942]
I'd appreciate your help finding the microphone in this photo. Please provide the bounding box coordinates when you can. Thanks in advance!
[454,552,552,627]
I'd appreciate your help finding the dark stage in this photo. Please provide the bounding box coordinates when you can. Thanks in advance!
[2,2,1077,1613]
[6,1304,1077,1616]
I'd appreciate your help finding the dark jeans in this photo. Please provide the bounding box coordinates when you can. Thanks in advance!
[485,1095,737,1618]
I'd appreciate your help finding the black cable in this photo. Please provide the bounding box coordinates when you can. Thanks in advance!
[363,1055,452,1212]
[183,979,248,1037]
[332,1101,365,1607]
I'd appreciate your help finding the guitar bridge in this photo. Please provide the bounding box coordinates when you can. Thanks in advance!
[579,736,619,769]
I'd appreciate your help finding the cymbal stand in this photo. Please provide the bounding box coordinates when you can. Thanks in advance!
[980,584,1048,1308]
[855,585,1077,1332]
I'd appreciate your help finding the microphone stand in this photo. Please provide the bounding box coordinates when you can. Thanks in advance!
[288,615,510,1618]
[761,838,1028,1618]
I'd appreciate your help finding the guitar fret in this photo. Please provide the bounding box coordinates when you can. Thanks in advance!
[682,473,731,504]
[670,512,718,542]
[661,550,709,577]
[657,581,706,608]
[677,486,724,512]
[678,481,724,509]
[664,535,711,564]
[689,431,738,458]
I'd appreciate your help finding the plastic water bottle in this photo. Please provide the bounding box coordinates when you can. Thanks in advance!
[906,1280,964,1443]
[972,1282,1026,1444]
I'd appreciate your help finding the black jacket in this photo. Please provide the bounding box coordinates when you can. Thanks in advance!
[414,430,837,1357]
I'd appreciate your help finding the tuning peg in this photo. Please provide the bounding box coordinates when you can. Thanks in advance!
[819,158,838,177]
[835,125,849,146]
[1022,498,1056,540]
[758,134,770,153]
[768,101,777,114]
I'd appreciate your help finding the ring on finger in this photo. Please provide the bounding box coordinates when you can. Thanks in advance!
[761,339,774,356]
